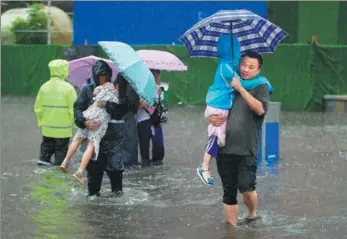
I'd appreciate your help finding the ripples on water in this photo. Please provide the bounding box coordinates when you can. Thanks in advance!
[2,99,347,239]
[3,159,347,239]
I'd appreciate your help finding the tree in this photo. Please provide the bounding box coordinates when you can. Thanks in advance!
[10,3,49,44]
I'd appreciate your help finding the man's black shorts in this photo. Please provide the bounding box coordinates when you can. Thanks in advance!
[216,154,257,205]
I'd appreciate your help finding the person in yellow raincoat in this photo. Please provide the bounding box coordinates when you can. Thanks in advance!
[34,59,77,166]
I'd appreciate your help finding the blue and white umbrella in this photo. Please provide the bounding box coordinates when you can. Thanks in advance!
[180,9,288,58]
[98,41,156,106]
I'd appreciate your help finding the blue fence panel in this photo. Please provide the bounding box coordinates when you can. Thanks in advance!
[73,1,267,45]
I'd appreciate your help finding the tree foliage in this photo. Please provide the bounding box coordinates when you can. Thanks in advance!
[10,3,49,44]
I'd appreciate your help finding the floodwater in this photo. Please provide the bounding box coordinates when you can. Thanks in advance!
[1,96,347,239]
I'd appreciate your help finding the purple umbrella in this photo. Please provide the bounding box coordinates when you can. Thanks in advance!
[67,55,119,88]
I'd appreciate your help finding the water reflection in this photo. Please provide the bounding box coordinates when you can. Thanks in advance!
[27,170,81,238]
[257,156,280,177]
[2,98,347,239]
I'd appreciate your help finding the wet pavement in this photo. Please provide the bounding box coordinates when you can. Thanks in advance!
[1,96,347,239]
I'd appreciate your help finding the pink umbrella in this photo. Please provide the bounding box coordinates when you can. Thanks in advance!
[136,50,188,72]
[67,55,119,88]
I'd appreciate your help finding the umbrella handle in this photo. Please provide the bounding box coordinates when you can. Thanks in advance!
[229,21,235,77]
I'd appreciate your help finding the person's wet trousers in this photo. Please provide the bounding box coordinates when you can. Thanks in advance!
[137,119,152,166]
[38,136,70,165]
[85,122,125,197]
[86,154,123,196]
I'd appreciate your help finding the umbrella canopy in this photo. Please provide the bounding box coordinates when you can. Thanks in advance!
[180,9,288,58]
[136,49,188,71]
[67,55,118,88]
[98,41,156,106]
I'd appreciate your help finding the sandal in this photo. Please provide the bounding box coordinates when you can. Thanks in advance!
[238,216,262,226]
[59,160,69,173]
[196,167,214,186]
[246,216,261,223]
[72,171,85,185]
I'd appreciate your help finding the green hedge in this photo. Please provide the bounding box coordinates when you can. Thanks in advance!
[2,44,347,111]
[1,45,66,95]
[267,1,347,44]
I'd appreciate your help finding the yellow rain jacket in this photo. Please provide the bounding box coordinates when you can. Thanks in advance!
[34,59,77,138]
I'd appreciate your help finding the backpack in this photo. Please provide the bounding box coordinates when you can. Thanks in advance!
[145,98,168,127]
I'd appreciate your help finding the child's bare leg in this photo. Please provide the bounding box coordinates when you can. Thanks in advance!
[197,135,220,185]
[77,141,95,173]
[64,137,84,163]
[202,152,213,178]
[73,141,94,184]
[202,152,212,169]
[60,137,84,172]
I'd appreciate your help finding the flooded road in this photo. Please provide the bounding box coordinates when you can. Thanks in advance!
[2,96,347,239]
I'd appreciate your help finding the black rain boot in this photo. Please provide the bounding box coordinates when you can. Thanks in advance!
[109,170,123,197]
[141,158,151,168]
[86,192,100,197]
[37,156,52,166]
[87,178,101,197]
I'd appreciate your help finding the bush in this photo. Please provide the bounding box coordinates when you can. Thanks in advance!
[10,3,49,44]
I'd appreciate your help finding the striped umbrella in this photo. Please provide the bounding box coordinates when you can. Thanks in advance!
[180,9,288,58]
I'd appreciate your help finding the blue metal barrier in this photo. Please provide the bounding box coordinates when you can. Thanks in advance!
[257,102,281,175]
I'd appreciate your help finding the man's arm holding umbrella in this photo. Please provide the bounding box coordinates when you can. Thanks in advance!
[126,85,141,114]
[143,85,164,114]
